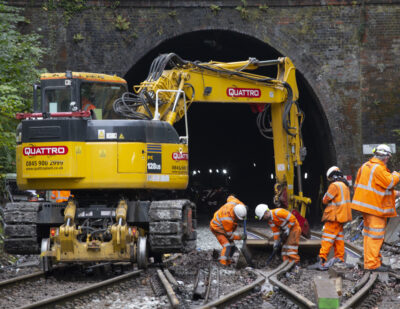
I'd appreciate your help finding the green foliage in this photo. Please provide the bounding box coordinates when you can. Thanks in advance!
[43,0,87,24]
[73,33,84,42]
[392,129,400,140]
[236,0,249,20]
[110,1,120,10]
[210,5,221,15]
[168,10,177,18]
[0,2,45,174]
[115,15,130,31]
[259,4,269,12]
[235,6,249,20]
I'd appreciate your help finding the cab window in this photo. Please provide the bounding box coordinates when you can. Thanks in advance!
[80,82,126,119]
[44,87,71,112]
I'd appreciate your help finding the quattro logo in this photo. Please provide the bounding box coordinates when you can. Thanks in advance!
[172,152,188,161]
[226,87,261,98]
[23,146,68,156]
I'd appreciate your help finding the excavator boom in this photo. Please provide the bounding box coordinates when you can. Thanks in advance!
[123,53,310,215]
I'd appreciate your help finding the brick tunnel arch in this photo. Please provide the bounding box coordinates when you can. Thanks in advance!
[124,30,335,225]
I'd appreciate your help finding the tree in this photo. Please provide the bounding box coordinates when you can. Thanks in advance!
[0,2,45,174]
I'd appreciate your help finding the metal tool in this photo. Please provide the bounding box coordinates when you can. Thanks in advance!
[239,219,254,267]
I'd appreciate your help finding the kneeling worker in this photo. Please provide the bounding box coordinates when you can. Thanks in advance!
[210,195,247,266]
[255,204,301,263]
[310,166,352,270]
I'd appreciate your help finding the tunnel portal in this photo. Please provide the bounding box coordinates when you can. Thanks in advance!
[124,30,334,225]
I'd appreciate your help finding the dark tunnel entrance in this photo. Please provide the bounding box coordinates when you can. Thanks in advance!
[124,30,335,226]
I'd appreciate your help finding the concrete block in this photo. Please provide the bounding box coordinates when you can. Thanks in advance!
[331,277,342,296]
[384,217,400,244]
[313,277,339,309]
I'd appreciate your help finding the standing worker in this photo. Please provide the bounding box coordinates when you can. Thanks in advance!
[255,204,302,263]
[210,195,247,266]
[309,166,352,270]
[352,144,400,271]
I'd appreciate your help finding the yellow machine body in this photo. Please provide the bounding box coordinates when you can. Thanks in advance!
[17,141,189,190]
[12,54,311,268]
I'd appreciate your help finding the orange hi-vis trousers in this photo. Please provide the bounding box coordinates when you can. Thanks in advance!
[319,221,345,262]
[282,224,301,263]
[211,229,235,266]
[363,213,387,270]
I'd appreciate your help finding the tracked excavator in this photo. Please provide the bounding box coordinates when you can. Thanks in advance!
[4,53,311,271]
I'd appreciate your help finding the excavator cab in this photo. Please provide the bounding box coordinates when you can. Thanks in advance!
[33,72,127,119]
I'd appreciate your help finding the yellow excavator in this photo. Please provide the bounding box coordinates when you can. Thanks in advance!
[4,53,310,270]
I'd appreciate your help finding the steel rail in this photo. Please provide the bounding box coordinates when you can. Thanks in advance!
[246,226,365,308]
[351,272,370,294]
[19,269,143,309]
[202,263,213,304]
[246,230,264,240]
[0,271,44,289]
[266,260,289,279]
[247,227,270,239]
[197,270,265,309]
[269,261,317,309]
[339,273,378,309]
[163,269,178,287]
[157,269,180,308]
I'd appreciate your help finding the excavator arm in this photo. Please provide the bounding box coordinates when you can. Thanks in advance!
[115,53,311,215]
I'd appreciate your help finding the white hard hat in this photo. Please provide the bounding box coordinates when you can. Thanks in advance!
[326,166,340,179]
[234,204,247,220]
[373,144,392,157]
[255,204,269,220]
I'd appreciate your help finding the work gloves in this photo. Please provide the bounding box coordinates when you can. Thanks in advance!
[273,240,280,250]
[240,233,247,240]
[282,227,290,238]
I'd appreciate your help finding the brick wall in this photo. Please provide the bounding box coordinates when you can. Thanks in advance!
[9,0,400,176]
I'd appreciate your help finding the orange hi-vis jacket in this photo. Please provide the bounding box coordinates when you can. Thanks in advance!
[322,181,352,223]
[352,158,400,218]
[269,208,300,241]
[210,196,243,241]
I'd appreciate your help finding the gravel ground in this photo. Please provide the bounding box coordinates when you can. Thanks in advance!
[1,216,400,308]
[0,255,40,281]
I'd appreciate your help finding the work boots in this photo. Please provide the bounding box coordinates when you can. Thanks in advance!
[368,265,391,272]
[307,257,328,271]
[325,257,346,268]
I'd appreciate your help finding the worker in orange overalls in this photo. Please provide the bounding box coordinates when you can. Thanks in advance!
[82,97,96,112]
[255,204,301,263]
[81,83,96,116]
[51,190,71,203]
[309,166,352,270]
[210,195,247,266]
[352,144,400,272]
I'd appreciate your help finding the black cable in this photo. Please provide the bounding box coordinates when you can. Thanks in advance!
[193,62,276,84]
[113,92,152,119]
[256,105,273,140]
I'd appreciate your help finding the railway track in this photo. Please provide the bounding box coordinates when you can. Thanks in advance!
[1,225,398,308]
[19,270,143,309]
[0,271,44,290]
[0,264,144,309]
[239,227,388,309]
